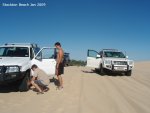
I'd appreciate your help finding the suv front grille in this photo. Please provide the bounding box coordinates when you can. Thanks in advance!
[0,67,2,74]
[113,61,127,65]
[0,66,7,74]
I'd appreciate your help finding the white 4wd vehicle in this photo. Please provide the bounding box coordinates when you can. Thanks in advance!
[0,43,56,91]
[87,49,134,76]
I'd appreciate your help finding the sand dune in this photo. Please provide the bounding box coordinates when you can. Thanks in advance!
[0,61,150,113]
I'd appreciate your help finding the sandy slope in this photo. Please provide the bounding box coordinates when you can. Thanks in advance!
[0,61,150,113]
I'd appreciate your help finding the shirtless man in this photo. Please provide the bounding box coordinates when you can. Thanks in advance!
[55,42,64,89]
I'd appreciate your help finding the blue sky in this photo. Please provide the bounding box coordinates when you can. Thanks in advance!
[0,0,150,61]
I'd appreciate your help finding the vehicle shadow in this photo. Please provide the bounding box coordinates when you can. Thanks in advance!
[82,69,95,73]
[0,84,19,93]
[50,77,60,87]
[82,69,124,76]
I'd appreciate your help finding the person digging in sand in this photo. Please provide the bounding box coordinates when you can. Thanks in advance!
[30,64,50,94]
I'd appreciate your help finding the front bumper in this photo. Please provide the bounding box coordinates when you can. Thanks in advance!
[104,64,133,72]
[0,66,26,84]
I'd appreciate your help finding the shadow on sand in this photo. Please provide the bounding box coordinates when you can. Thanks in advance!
[0,78,59,93]
[82,69,125,77]
[82,69,96,73]
[0,84,19,93]
[50,77,60,87]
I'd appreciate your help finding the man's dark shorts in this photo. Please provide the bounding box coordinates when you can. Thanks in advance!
[57,63,64,75]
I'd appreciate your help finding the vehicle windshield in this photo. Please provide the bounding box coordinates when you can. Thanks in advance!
[0,47,29,57]
[104,51,126,58]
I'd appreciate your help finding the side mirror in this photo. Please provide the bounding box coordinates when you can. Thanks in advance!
[96,54,101,58]
[126,56,128,58]
[35,56,42,61]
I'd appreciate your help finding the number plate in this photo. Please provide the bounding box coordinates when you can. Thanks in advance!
[115,67,124,70]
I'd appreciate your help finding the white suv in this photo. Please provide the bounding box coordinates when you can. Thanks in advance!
[0,43,56,91]
[87,49,134,76]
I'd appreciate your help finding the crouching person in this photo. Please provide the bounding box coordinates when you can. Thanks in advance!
[31,64,50,94]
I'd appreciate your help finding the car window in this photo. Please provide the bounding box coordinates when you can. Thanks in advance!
[36,48,55,59]
[0,47,29,57]
[34,47,40,55]
[88,50,98,58]
[104,51,125,58]
[0,47,5,56]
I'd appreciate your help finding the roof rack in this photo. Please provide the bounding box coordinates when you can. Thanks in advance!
[102,49,118,52]
[5,43,38,48]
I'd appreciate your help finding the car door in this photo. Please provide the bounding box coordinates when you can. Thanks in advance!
[31,47,56,76]
[87,50,101,68]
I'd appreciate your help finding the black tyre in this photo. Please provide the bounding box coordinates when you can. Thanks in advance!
[125,70,132,76]
[99,64,105,75]
[19,72,30,92]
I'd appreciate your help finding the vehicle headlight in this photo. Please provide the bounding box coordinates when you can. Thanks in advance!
[129,61,134,65]
[104,60,111,65]
[5,66,20,73]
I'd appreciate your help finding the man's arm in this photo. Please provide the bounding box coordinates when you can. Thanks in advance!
[31,70,38,81]
[31,76,36,81]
